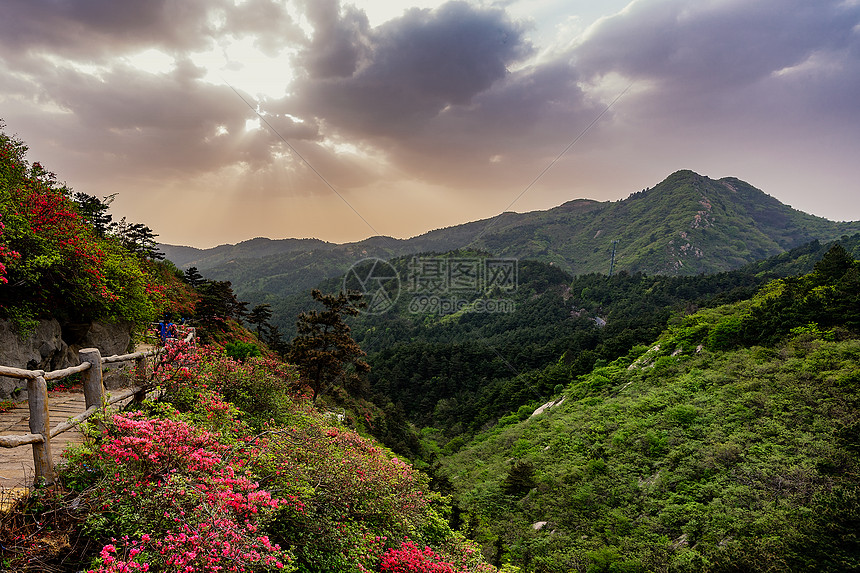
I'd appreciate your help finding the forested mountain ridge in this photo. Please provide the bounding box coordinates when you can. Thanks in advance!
[160,170,860,306]
[477,170,860,275]
[159,236,335,269]
[344,236,859,453]
[438,246,860,571]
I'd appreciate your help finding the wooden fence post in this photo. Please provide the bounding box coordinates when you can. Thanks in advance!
[134,354,147,403]
[79,348,104,410]
[28,375,55,484]
[134,355,146,385]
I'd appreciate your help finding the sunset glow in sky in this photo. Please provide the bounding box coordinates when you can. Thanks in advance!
[2,0,859,247]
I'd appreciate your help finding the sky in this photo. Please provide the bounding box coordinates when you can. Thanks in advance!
[1,0,859,248]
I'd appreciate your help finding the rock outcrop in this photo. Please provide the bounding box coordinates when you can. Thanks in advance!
[0,319,133,399]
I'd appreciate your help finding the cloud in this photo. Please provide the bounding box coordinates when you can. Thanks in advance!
[289,1,534,137]
[227,0,307,56]
[0,0,321,182]
[298,0,372,78]
[576,0,859,90]
[563,0,860,159]
[2,0,860,246]
[0,0,222,63]
[375,57,600,188]
[267,0,611,193]
[32,64,297,175]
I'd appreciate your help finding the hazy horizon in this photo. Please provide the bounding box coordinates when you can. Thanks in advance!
[2,0,859,249]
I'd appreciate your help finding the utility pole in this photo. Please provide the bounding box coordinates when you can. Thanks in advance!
[609,240,619,277]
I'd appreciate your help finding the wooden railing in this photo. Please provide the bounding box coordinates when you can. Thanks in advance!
[0,327,195,485]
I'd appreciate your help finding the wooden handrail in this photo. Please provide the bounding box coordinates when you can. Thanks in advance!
[0,365,45,380]
[48,405,100,439]
[44,362,91,381]
[46,386,149,440]
[0,433,44,448]
[0,325,195,485]
[102,349,156,364]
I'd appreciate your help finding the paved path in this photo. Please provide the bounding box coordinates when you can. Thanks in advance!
[0,392,88,490]
[0,389,140,493]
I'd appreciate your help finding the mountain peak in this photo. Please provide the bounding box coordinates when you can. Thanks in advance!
[160,171,860,298]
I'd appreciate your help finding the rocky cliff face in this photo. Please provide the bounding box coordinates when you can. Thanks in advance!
[0,319,133,399]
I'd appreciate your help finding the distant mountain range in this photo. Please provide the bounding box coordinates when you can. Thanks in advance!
[160,170,860,300]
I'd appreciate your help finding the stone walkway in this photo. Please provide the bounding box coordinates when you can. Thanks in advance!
[0,391,89,491]
[0,384,142,497]
[0,342,163,511]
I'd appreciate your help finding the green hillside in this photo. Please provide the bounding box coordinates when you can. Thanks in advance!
[474,170,860,275]
[159,236,336,269]
[437,247,860,572]
[159,171,860,331]
[262,236,856,457]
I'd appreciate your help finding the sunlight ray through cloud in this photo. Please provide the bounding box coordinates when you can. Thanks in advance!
[0,0,856,247]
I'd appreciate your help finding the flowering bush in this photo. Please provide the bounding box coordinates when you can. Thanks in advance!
[253,417,484,571]
[377,539,495,573]
[380,541,455,573]
[144,260,198,319]
[44,338,496,573]
[151,336,201,388]
[1,160,144,320]
[198,349,305,430]
[0,215,20,285]
[75,413,299,573]
[0,123,194,327]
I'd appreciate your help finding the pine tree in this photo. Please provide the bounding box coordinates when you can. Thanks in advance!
[502,460,536,496]
[73,192,115,237]
[813,243,854,283]
[112,216,164,260]
[248,303,273,338]
[194,280,245,330]
[183,267,205,288]
[288,289,369,403]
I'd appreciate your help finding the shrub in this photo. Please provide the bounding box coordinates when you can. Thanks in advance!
[380,541,455,573]
[34,339,495,573]
[226,341,262,361]
[68,413,298,573]
[0,123,194,326]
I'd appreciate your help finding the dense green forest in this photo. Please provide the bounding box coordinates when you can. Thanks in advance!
[223,237,860,572]
[160,171,860,328]
[272,239,860,571]
[309,237,859,460]
[437,245,860,571]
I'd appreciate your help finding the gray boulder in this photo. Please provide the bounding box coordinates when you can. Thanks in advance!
[0,319,134,399]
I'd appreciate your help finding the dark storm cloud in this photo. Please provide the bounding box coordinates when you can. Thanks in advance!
[288,1,534,137]
[575,0,860,93]
[266,1,613,192]
[372,57,599,187]
[298,0,371,78]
